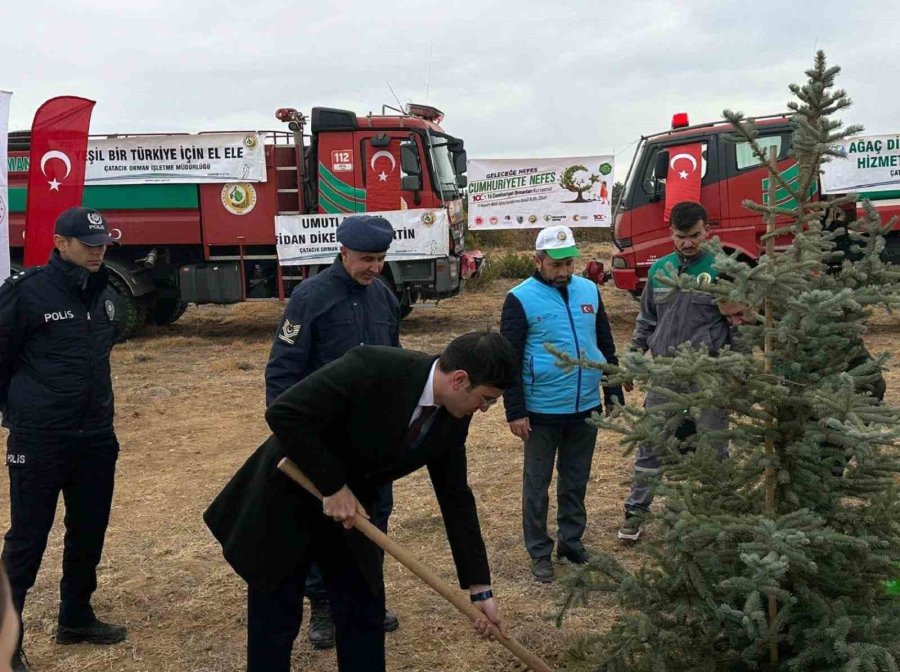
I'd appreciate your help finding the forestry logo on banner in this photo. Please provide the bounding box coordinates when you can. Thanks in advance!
[221,183,257,215]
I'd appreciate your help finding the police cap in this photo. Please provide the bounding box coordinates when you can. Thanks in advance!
[54,207,114,246]
[336,215,394,253]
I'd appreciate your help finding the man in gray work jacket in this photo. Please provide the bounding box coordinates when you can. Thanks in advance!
[618,201,748,542]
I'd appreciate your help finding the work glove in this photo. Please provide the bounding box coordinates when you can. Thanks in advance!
[603,385,625,415]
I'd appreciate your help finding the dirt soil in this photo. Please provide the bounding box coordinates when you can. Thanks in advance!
[3,242,898,671]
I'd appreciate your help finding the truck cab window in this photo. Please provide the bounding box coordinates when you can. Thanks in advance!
[735,136,783,170]
[425,132,460,200]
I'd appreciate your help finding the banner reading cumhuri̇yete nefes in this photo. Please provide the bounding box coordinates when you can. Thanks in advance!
[466,155,614,230]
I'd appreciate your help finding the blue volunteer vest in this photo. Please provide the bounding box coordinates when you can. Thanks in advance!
[509,275,605,414]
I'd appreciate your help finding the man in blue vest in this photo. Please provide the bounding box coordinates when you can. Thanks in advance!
[500,225,623,583]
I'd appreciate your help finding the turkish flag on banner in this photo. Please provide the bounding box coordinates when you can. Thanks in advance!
[663,143,702,223]
[24,96,95,267]
[365,142,402,212]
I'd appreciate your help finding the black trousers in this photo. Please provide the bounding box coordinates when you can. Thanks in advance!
[247,520,386,672]
[305,481,392,603]
[1,430,119,630]
[522,420,597,559]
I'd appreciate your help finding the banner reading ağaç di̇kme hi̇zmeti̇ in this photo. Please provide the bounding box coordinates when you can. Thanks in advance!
[821,133,900,195]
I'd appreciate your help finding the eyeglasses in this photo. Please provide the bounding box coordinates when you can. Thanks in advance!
[466,385,498,408]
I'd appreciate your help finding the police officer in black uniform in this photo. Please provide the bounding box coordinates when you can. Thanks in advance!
[265,214,401,649]
[0,207,127,671]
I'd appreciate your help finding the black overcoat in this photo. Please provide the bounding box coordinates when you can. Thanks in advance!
[204,346,490,592]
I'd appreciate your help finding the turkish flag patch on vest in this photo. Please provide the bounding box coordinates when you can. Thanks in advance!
[581,304,594,314]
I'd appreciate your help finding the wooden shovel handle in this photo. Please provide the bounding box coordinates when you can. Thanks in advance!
[277,458,553,672]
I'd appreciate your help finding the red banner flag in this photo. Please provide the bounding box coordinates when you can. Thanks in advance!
[23,96,95,267]
[663,143,702,223]
[365,142,402,212]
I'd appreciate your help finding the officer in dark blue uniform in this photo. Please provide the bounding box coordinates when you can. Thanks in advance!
[265,214,401,650]
[0,207,127,671]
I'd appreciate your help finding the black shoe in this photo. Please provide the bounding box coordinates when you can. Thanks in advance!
[12,648,31,672]
[383,606,399,633]
[618,513,645,542]
[308,600,335,650]
[531,556,553,583]
[557,546,591,565]
[56,618,127,645]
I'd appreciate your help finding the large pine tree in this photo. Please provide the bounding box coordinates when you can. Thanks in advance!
[559,52,900,671]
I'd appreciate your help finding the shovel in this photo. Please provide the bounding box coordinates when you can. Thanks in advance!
[277,458,553,672]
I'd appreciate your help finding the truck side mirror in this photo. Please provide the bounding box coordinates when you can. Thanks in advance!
[654,150,669,181]
[401,175,422,191]
[651,150,669,202]
[453,150,468,175]
[400,144,421,176]
[456,175,468,188]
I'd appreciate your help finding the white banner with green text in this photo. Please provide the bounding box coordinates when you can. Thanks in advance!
[822,133,900,195]
[84,132,267,185]
[467,155,614,229]
[275,208,449,265]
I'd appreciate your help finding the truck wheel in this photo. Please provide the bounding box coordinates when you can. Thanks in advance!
[108,274,148,341]
[146,297,188,326]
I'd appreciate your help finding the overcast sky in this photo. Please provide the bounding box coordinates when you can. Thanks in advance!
[3,0,897,182]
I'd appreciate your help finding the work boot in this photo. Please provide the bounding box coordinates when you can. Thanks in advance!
[308,600,335,650]
[56,618,127,645]
[383,607,399,633]
[11,648,31,672]
[617,513,645,542]
[557,546,591,565]
[530,556,553,583]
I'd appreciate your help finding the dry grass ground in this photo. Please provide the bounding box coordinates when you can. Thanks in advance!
[2,243,898,671]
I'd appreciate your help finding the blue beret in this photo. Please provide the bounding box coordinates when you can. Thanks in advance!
[336,215,394,253]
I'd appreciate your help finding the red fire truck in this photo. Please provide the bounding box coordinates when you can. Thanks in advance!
[610,113,900,295]
[6,104,473,337]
